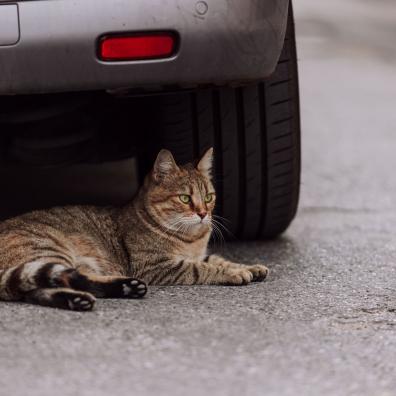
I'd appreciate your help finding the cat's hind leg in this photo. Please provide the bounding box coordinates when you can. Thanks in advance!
[18,263,148,298]
[9,261,148,298]
[0,261,147,305]
[25,288,96,311]
[65,270,148,299]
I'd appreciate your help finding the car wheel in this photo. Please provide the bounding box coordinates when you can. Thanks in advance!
[141,3,300,240]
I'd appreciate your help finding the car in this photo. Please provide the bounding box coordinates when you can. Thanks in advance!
[0,0,300,239]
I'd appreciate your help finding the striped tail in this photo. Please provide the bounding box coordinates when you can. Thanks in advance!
[0,261,70,301]
[0,261,98,310]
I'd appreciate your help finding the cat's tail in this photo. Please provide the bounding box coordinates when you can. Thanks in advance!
[0,261,69,301]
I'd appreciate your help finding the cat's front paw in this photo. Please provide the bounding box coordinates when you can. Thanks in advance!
[222,268,253,286]
[121,278,148,299]
[246,264,269,282]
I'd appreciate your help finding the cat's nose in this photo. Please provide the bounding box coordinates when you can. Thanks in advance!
[197,211,207,220]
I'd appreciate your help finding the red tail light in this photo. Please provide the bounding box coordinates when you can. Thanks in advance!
[99,33,177,61]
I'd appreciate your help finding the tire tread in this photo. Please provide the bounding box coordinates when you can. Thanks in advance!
[145,2,300,239]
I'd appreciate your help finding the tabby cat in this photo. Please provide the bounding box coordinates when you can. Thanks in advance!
[0,148,268,311]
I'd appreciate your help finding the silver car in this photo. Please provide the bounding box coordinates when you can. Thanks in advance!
[0,0,300,239]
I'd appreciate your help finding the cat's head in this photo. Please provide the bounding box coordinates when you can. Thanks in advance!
[144,148,215,233]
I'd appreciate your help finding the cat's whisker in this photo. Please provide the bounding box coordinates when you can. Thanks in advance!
[210,221,225,248]
[165,217,196,240]
[164,219,187,239]
[210,225,220,248]
[212,214,232,225]
[211,218,235,240]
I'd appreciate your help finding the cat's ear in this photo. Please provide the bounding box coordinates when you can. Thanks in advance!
[153,149,179,182]
[196,147,213,179]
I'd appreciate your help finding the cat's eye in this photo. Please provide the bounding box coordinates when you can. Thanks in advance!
[179,194,191,204]
[204,194,214,203]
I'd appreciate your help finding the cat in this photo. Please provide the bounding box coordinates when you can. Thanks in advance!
[0,148,268,311]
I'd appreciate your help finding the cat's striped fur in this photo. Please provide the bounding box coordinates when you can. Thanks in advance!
[0,148,268,311]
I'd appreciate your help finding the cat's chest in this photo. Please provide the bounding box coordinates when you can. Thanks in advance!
[172,237,208,262]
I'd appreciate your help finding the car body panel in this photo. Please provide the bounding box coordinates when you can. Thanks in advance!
[0,0,289,94]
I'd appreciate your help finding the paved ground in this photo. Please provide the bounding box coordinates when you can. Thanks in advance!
[1,1,396,395]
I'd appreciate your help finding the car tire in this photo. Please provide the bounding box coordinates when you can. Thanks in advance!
[142,3,300,240]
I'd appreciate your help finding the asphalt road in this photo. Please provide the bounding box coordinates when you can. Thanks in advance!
[1,1,396,395]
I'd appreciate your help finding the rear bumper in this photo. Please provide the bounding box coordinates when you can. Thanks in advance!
[0,0,289,95]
